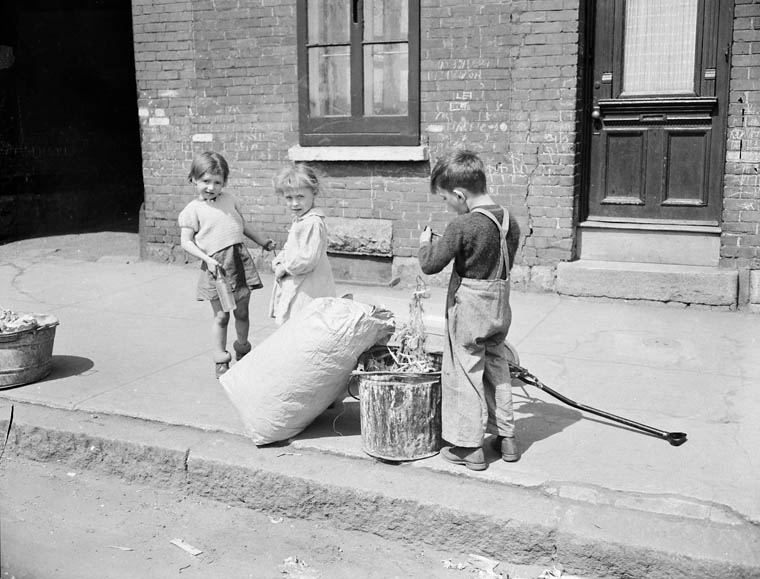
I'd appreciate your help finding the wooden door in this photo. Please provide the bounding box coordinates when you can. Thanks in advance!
[585,0,733,225]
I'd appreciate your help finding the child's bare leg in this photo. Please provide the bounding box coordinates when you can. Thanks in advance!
[232,294,251,359]
[210,299,231,361]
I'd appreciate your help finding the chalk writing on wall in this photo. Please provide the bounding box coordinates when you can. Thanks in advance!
[732,96,760,162]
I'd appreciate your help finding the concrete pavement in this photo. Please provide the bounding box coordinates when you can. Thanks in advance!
[1,232,759,579]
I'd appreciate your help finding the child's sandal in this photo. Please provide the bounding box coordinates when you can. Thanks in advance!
[233,340,252,361]
[214,352,232,379]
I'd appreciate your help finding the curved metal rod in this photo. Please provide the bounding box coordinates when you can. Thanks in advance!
[508,362,688,447]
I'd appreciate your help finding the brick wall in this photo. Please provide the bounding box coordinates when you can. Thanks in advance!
[131,0,196,259]
[422,0,581,288]
[724,0,760,284]
[133,0,582,288]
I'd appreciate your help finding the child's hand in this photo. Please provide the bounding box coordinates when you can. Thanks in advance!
[207,258,221,272]
[274,264,287,280]
[419,227,433,245]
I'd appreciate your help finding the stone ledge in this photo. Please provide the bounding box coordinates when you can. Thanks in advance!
[326,217,392,257]
[750,270,760,309]
[288,145,429,162]
[556,260,738,307]
[578,226,720,267]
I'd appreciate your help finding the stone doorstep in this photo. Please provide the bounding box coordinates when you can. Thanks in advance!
[577,224,721,267]
[2,401,759,579]
[556,260,739,307]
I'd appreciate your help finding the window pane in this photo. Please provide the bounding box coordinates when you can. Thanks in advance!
[623,0,698,95]
[307,0,350,44]
[364,0,408,42]
[364,43,408,116]
[308,46,350,116]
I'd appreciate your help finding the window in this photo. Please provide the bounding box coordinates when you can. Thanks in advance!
[296,0,420,147]
[622,0,699,95]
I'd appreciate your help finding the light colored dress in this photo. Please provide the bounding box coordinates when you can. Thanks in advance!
[270,207,336,325]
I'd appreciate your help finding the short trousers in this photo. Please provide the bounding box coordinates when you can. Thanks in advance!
[196,243,263,302]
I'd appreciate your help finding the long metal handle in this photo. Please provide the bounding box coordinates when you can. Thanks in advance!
[509,362,687,446]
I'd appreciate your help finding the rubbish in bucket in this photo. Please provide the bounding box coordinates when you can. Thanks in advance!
[351,276,443,462]
[0,309,59,389]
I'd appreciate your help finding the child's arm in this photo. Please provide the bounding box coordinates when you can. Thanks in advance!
[180,227,220,270]
[242,223,275,251]
[275,218,325,278]
[506,214,521,270]
[418,223,460,275]
[234,198,275,251]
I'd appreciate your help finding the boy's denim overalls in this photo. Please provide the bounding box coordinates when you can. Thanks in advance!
[441,207,515,447]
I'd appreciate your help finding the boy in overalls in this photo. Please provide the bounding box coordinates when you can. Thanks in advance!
[418,150,521,471]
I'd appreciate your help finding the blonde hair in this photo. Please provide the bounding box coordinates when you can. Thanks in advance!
[274,163,321,196]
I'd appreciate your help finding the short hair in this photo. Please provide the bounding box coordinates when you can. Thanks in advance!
[188,151,230,185]
[430,149,487,195]
[274,163,321,196]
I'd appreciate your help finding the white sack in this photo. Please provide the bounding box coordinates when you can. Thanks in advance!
[219,297,394,445]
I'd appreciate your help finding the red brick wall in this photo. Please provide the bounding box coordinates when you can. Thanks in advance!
[724,0,760,279]
[131,0,580,287]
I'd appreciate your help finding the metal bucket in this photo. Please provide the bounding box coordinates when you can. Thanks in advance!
[357,371,442,462]
[354,347,443,462]
[0,315,59,389]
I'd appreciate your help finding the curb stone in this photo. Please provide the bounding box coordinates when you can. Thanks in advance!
[2,401,759,579]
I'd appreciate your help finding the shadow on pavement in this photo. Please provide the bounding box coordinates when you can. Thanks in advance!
[513,399,582,453]
[0,356,95,392]
[298,399,362,440]
[46,355,95,381]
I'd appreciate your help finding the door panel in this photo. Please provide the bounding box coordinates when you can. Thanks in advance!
[604,131,646,205]
[663,130,709,206]
[585,0,732,225]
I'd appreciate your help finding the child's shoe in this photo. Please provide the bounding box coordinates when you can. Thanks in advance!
[492,435,520,462]
[214,352,232,379]
[441,446,487,471]
[233,340,252,361]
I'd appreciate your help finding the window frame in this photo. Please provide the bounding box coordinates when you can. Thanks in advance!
[296,0,420,147]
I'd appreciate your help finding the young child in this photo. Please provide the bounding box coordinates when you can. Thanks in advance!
[418,149,521,471]
[269,163,336,326]
[178,151,275,379]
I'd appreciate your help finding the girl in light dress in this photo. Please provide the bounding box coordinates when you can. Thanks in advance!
[269,164,336,326]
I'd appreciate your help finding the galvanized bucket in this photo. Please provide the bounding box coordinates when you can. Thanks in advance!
[353,347,442,462]
[0,315,59,389]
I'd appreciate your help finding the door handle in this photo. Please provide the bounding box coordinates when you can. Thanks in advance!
[591,106,602,133]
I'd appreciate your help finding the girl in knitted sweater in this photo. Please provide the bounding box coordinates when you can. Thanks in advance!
[179,151,275,378]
